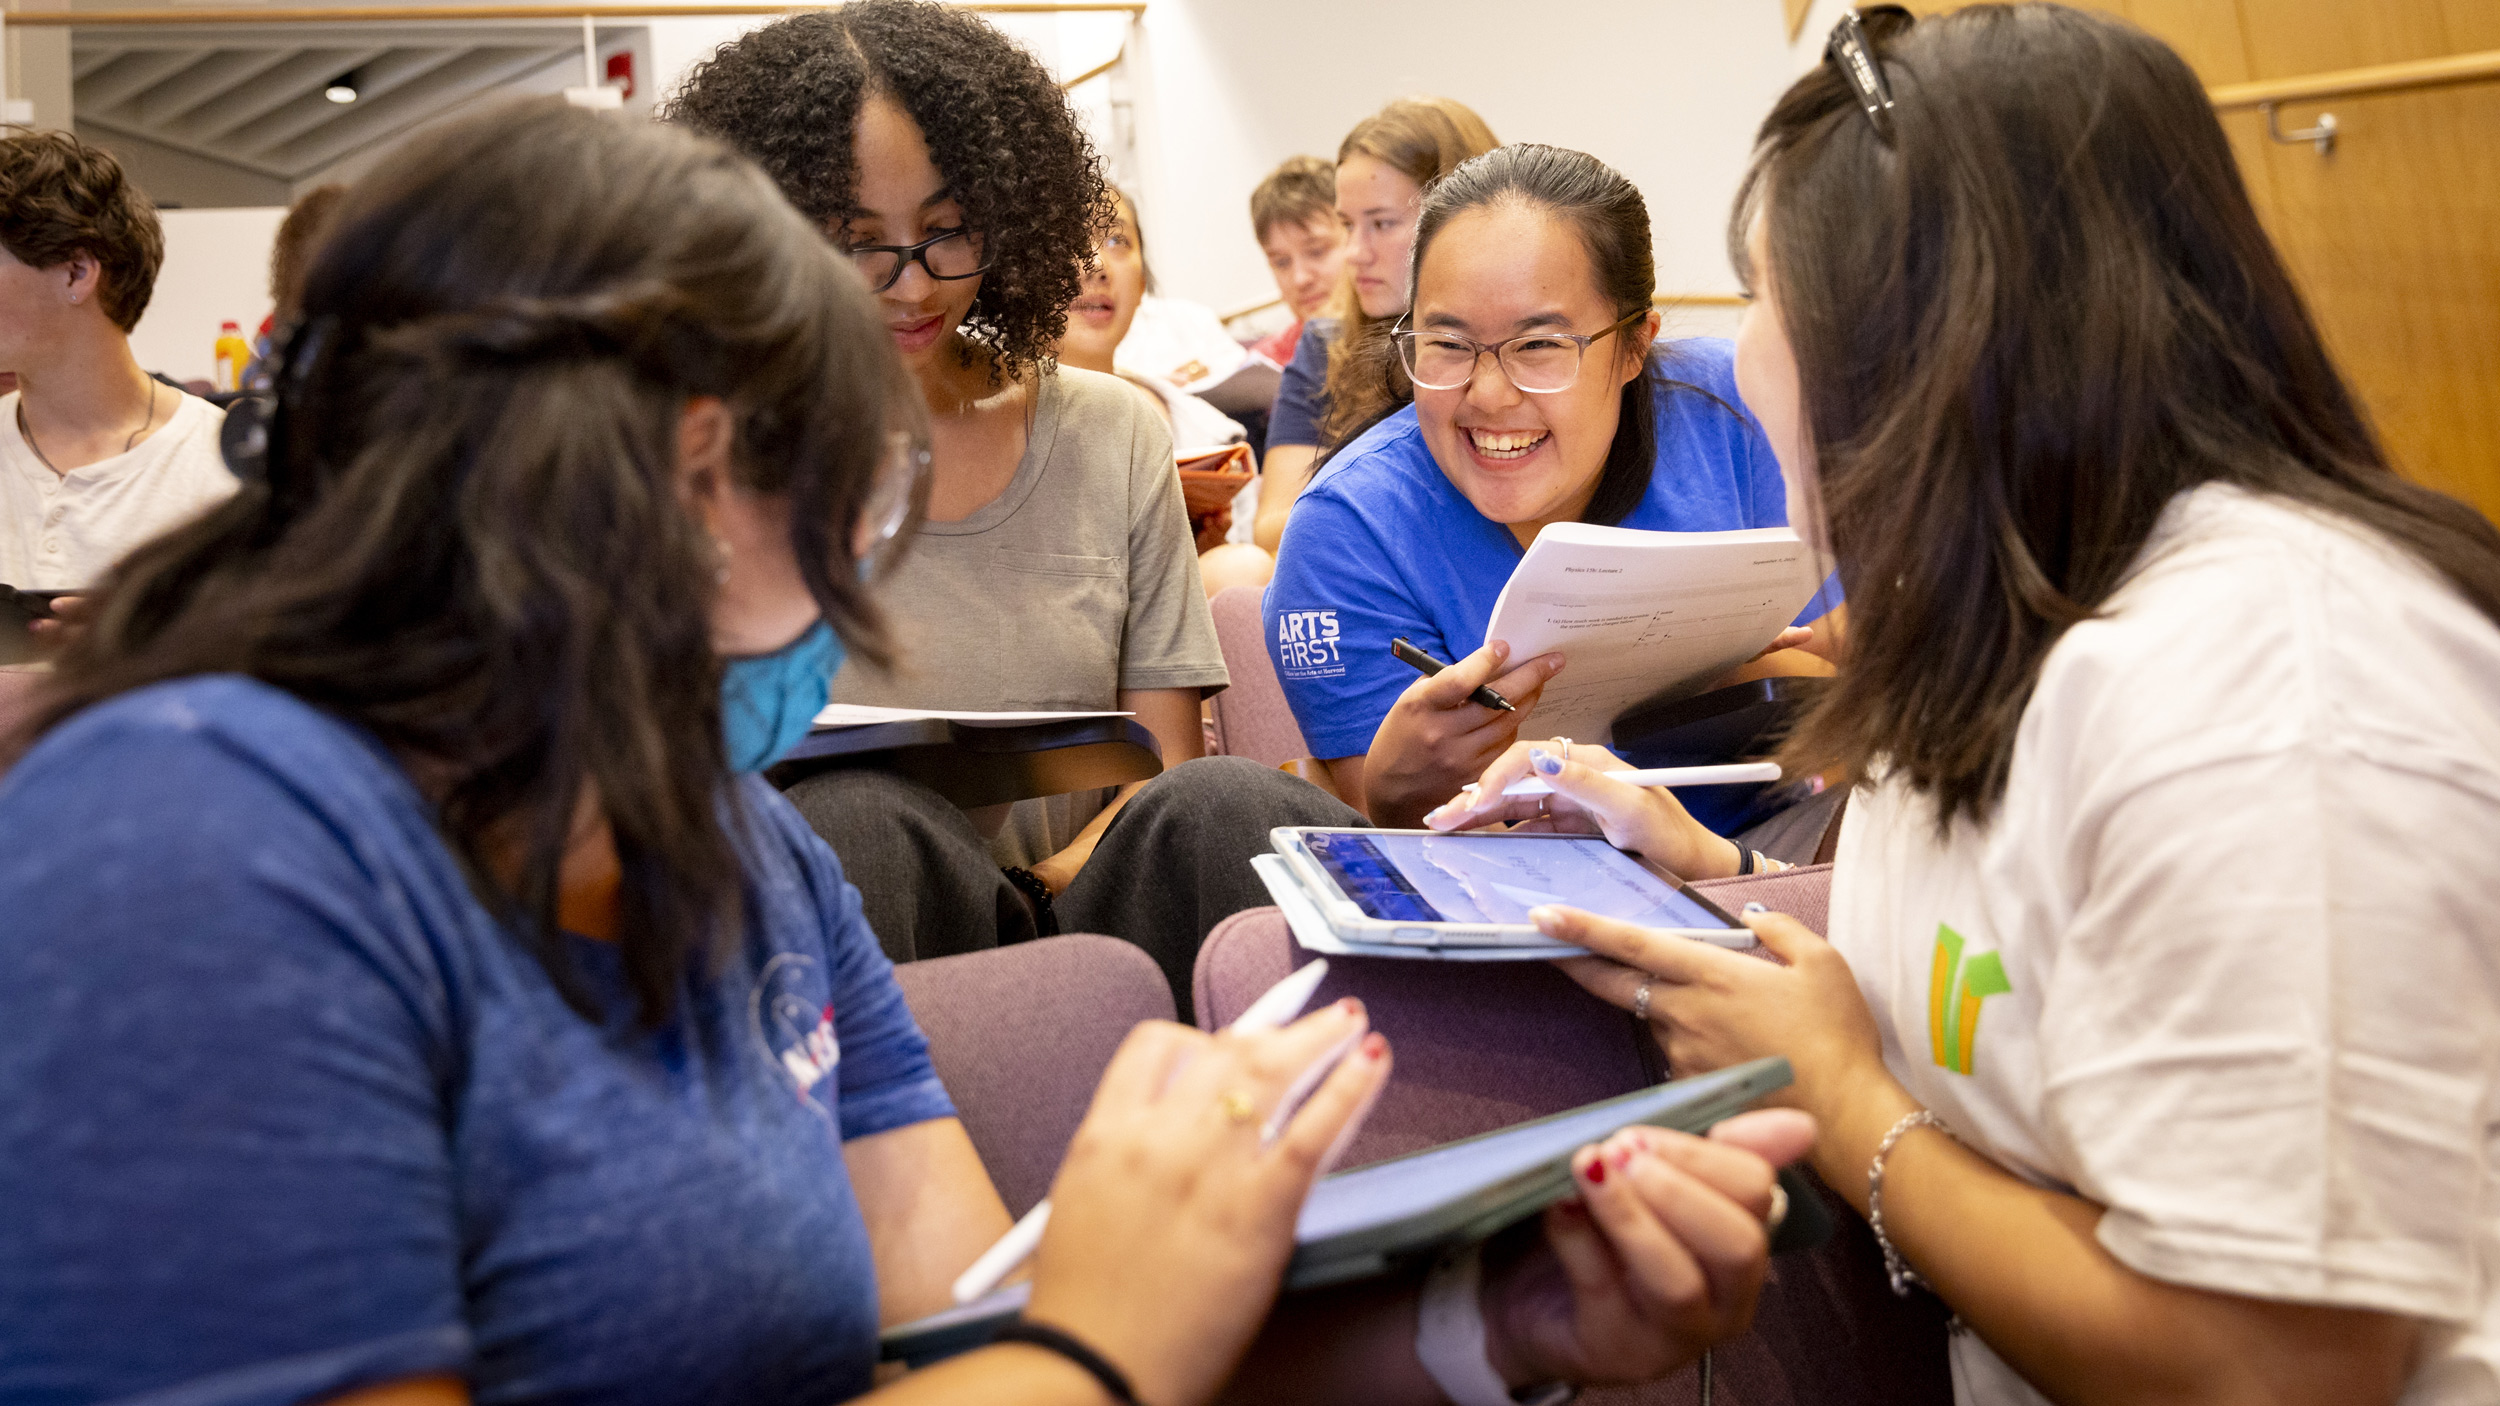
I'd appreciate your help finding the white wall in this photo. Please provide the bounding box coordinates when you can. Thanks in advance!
[129,207,288,384]
[1124,0,1841,324]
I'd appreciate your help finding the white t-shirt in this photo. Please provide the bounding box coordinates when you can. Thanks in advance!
[1828,483,2500,1406]
[1115,293,1250,397]
[0,390,237,589]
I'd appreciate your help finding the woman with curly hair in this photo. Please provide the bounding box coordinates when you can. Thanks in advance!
[667,0,1355,1009]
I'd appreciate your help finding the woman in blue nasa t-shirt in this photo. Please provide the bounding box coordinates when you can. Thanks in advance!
[1265,144,1842,829]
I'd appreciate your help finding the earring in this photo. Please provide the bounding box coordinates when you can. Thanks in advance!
[714,537,732,584]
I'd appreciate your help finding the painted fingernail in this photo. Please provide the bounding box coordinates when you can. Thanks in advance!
[1608,1145,1636,1173]
[1532,749,1562,775]
[1362,1032,1388,1060]
[1336,996,1362,1015]
[1583,1154,1608,1186]
[1743,901,1768,915]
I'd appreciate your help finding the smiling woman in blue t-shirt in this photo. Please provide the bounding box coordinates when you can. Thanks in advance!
[1265,144,1844,829]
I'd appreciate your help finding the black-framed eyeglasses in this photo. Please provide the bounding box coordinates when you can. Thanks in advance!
[1825,5,1912,143]
[844,227,991,294]
[1390,309,1647,395]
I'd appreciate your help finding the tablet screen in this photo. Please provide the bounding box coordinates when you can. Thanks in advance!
[1300,831,1728,928]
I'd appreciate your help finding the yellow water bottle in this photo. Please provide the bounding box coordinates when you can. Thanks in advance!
[213,321,252,392]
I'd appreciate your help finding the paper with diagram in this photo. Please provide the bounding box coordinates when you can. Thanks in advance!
[1480,523,1824,744]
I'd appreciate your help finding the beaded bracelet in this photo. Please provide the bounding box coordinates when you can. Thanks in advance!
[1868,1108,1949,1297]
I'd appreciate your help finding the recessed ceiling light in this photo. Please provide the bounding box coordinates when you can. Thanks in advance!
[324,76,358,104]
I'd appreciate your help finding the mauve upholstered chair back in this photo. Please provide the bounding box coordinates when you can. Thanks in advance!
[1205,586,1312,767]
[1188,866,1953,1406]
[893,933,1174,1217]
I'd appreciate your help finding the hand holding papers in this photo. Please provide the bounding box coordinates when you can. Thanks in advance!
[1482,524,1825,744]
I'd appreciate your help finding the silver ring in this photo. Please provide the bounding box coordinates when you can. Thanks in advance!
[1765,1180,1790,1233]
[1538,794,1551,818]
[1633,979,1654,1022]
[1558,737,1573,765]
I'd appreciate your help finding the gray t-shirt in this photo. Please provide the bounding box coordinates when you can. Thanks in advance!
[831,366,1229,866]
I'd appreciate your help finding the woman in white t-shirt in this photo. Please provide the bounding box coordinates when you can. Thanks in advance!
[1425,8,2500,1404]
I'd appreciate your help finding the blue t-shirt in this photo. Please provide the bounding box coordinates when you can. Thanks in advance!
[1264,338,1837,765]
[0,676,955,1406]
[1266,317,1337,451]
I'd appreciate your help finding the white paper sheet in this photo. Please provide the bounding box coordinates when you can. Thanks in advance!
[811,705,1135,729]
[1481,523,1824,745]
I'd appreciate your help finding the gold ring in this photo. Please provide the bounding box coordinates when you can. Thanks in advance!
[1218,1090,1257,1125]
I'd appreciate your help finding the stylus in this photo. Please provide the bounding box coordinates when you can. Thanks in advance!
[1493,761,1784,798]
[950,959,1334,1305]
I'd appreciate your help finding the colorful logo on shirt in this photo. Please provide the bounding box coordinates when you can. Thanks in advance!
[1274,608,1346,679]
[1927,924,2009,1076]
[752,953,840,1107]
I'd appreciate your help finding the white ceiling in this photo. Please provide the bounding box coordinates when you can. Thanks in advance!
[72,21,613,183]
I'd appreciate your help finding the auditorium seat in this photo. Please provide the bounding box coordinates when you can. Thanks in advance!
[892,932,1174,1217]
[1191,866,1954,1406]
[1206,585,1311,767]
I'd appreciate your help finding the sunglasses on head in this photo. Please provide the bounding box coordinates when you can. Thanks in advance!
[1825,4,1914,143]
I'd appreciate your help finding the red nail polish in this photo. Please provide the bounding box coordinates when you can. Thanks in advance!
[1336,996,1361,1015]
[1584,1156,1607,1186]
[1609,1146,1635,1173]
[1362,1032,1388,1060]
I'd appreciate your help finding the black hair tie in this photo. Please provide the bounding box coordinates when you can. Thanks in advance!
[990,1318,1141,1405]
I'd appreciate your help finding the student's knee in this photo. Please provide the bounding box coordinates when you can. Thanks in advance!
[1198,543,1275,598]
[1134,754,1353,833]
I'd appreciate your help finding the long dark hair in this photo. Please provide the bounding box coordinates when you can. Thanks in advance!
[1741,4,2500,826]
[22,99,923,1024]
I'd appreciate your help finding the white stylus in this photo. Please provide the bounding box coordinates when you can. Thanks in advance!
[1495,761,1783,798]
[948,957,1334,1305]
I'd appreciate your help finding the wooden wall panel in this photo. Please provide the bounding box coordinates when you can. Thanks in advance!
[2249,82,2500,514]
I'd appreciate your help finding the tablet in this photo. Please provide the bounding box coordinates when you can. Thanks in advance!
[880,1057,1792,1367]
[1271,827,1752,951]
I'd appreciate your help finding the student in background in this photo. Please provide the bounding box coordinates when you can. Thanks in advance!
[1253,97,1498,553]
[669,0,1352,1008]
[0,129,234,592]
[1443,8,2500,1404]
[1055,188,1274,597]
[243,181,347,391]
[1245,154,1345,368]
[1265,144,1839,830]
[0,98,1811,1406]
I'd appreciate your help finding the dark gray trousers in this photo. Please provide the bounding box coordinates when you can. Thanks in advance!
[783,756,1362,1020]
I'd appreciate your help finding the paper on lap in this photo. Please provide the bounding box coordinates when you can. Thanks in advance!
[811,704,1136,728]
[1482,523,1823,744]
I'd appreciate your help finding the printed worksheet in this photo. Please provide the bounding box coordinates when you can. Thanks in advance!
[1482,523,1825,744]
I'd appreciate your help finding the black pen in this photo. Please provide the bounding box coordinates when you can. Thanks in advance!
[1390,637,1516,713]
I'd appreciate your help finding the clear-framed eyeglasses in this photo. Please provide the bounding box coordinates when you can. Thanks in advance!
[1390,309,1649,394]
[854,429,932,576]
[845,227,991,295]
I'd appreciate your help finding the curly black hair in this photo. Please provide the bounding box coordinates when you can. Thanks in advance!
[662,0,1114,381]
